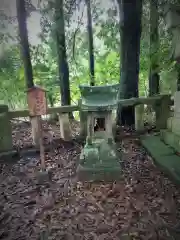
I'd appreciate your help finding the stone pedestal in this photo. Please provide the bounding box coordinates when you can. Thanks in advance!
[77,137,122,182]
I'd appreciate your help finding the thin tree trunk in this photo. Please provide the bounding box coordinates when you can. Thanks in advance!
[86,0,95,86]
[148,0,159,96]
[116,0,142,126]
[55,0,71,107]
[16,0,34,88]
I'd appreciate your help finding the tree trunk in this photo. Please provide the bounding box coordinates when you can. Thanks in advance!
[148,0,159,96]
[116,0,142,126]
[86,0,95,86]
[16,0,34,88]
[54,0,71,107]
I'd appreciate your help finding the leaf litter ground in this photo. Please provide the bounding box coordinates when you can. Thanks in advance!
[0,120,180,239]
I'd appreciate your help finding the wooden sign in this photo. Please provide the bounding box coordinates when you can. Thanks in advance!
[27,86,47,116]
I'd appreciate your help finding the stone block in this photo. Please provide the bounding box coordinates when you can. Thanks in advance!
[161,130,180,152]
[58,113,71,141]
[171,117,180,136]
[135,104,144,131]
[155,95,171,129]
[174,91,180,113]
[0,112,13,152]
[167,117,173,131]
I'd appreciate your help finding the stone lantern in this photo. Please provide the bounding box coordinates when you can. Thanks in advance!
[164,4,180,62]
[77,84,122,182]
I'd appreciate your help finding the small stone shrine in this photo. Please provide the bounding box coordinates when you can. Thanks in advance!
[77,84,122,181]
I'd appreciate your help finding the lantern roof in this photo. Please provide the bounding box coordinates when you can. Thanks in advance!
[79,84,120,111]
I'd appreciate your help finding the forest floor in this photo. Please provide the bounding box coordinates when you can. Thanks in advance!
[0,120,180,240]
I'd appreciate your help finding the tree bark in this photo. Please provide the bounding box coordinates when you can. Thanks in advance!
[86,0,95,86]
[148,0,160,96]
[116,0,142,126]
[54,0,71,107]
[16,0,34,89]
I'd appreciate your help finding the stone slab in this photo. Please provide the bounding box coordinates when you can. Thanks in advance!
[161,130,180,153]
[0,150,19,162]
[77,164,123,182]
[141,135,174,156]
[140,135,180,185]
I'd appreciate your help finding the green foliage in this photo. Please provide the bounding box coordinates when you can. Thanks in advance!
[0,0,178,110]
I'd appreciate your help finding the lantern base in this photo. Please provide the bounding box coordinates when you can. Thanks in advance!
[77,138,123,182]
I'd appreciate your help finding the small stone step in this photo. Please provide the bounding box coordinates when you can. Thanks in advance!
[141,135,174,157]
[161,130,180,153]
[140,135,180,185]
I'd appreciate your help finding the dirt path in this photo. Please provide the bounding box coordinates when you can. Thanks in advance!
[0,121,180,239]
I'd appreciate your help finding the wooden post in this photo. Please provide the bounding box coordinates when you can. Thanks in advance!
[135,104,144,131]
[27,86,47,172]
[106,111,113,138]
[155,95,171,130]
[79,99,87,139]
[87,112,94,142]
[37,116,45,171]
[30,116,40,147]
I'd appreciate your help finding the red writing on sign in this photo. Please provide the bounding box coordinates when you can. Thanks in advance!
[27,86,47,116]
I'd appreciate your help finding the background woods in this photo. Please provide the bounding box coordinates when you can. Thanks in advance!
[0,0,178,122]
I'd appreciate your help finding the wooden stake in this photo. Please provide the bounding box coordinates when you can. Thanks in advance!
[37,116,45,171]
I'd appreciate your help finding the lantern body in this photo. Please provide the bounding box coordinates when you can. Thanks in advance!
[77,84,122,182]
